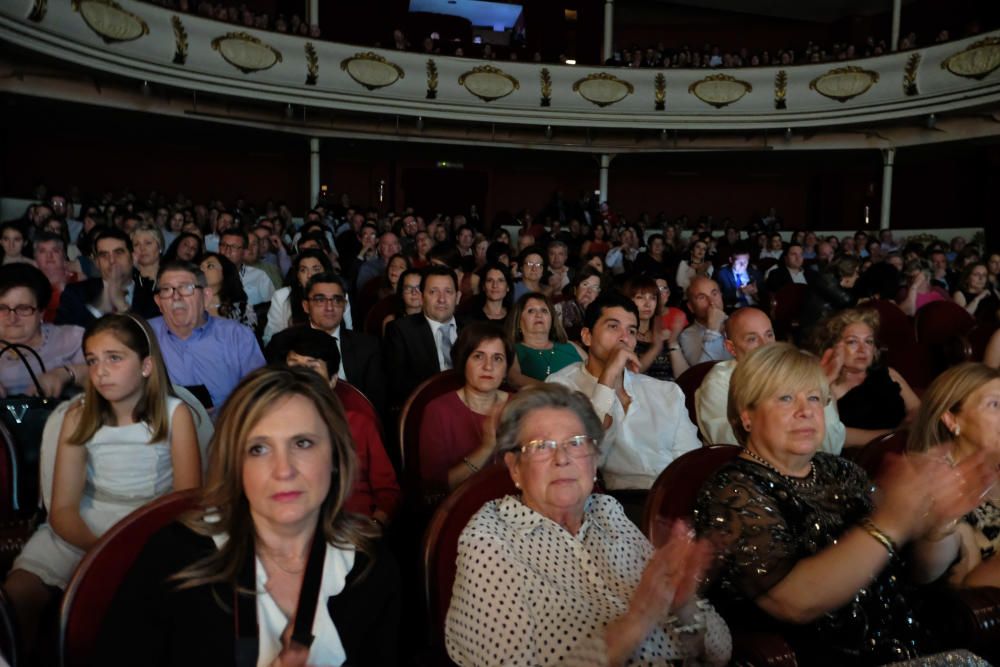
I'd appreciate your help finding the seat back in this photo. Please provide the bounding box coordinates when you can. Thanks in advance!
[915,300,976,345]
[59,489,200,667]
[398,370,465,489]
[334,380,380,427]
[641,445,741,545]
[769,283,809,341]
[851,429,909,479]
[422,463,517,665]
[674,361,719,434]
[363,296,397,338]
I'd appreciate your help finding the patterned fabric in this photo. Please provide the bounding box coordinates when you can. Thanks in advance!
[965,498,1000,561]
[446,494,731,666]
[694,453,929,666]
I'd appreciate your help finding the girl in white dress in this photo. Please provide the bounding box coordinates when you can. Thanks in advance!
[3,313,201,652]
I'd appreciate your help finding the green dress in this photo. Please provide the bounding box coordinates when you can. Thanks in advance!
[516,342,582,381]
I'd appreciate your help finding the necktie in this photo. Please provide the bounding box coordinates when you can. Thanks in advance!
[735,273,748,307]
[331,336,346,381]
[439,323,454,370]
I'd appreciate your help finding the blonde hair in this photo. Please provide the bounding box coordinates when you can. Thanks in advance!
[69,314,173,445]
[174,366,374,590]
[810,307,880,358]
[728,343,830,446]
[907,362,1000,453]
[130,221,165,254]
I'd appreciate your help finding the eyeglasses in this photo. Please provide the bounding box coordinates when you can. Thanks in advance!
[579,282,601,293]
[157,283,200,298]
[219,242,244,252]
[524,261,543,268]
[309,295,346,307]
[518,435,597,462]
[0,305,37,317]
[402,285,422,294]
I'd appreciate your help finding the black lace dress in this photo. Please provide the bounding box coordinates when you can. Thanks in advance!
[694,453,930,666]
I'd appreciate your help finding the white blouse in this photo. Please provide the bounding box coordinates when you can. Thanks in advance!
[445,494,731,667]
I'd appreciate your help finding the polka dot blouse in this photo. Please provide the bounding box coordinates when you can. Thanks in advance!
[445,494,731,666]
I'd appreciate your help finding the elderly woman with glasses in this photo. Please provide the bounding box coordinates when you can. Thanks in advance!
[446,384,731,667]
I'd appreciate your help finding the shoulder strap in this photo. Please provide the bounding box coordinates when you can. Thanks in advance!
[0,340,47,396]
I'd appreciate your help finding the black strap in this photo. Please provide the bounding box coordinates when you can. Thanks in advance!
[232,523,327,663]
[290,526,327,648]
[0,341,47,397]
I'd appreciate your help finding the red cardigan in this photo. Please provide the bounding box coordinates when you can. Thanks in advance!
[344,408,401,520]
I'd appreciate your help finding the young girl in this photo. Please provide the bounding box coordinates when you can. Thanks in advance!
[0,221,34,266]
[3,314,201,650]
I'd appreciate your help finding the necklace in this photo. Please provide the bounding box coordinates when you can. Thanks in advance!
[257,548,306,575]
[742,447,817,488]
[533,347,557,376]
[461,387,501,415]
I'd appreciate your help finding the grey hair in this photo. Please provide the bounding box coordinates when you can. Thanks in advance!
[495,384,604,454]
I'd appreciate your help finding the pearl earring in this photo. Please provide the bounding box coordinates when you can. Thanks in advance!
[954,425,961,437]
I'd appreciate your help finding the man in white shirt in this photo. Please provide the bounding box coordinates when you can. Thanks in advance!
[547,292,700,520]
[695,306,845,454]
[219,229,275,306]
[765,242,810,293]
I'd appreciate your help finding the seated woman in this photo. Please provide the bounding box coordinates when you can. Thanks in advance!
[262,249,335,345]
[5,314,200,652]
[953,261,1000,324]
[95,366,399,665]
[0,263,86,398]
[512,246,547,301]
[554,266,603,342]
[464,262,512,323]
[199,252,256,330]
[358,253,409,321]
[381,267,423,335]
[131,222,164,285]
[162,232,204,264]
[898,259,949,316]
[799,255,860,337]
[0,221,34,266]
[908,363,1000,588]
[419,322,511,496]
[675,237,713,291]
[446,384,731,667]
[624,275,689,381]
[506,291,585,387]
[694,343,988,666]
[273,327,400,528]
[811,308,919,447]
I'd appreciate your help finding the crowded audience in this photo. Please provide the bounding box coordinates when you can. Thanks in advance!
[1,184,999,666]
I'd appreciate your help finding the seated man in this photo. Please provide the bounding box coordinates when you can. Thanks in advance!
[715,243,761,310]
[765,242,810,293]
[33,231,80,323]
[678,277,733,366]
[149,260,265,411]
[547,292,699,520]
[385,265,464,407]
[218,228,275,306]
[277,326,400,527]
[266,273,384,414]
[56,227,159,327]
[695,306,845,454]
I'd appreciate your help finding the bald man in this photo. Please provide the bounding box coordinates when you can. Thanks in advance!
[695,307,845,454]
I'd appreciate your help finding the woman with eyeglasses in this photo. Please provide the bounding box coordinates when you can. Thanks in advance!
[446,384,731,667]
[0,263,85,398]
[554,266,603,343]
[512,246,547,302]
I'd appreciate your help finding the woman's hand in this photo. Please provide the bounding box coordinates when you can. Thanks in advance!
[28,368,70,398]
[920,448,998,535]
[819,342,846,384]
[267,622,310,667]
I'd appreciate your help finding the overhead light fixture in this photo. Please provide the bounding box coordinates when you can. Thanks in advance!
[140,80,151,96]
[545,125,553,139]
[659,129,668,142]
[285,103,294,119]
[926,113,937,129]
[416,116,424,131]
[565,59,576,65]
[784,127,793,142]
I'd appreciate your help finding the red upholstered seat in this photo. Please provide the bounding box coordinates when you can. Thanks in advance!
[334,380,380,429]
[674,361,719,438]
[769,283,809,342]
[849,429,909,479]
[363,295,397,337]
[422,462,517,667]
[59,489,200,667]
[915,300,976,345]
[398,370,466,496]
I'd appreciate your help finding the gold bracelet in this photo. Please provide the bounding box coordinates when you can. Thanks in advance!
[860,518,897,558]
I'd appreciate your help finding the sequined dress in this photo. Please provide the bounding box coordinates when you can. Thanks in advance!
[694,453,929,666]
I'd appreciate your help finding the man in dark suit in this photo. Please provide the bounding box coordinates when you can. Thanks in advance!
[385,265,463,408]
[765,242,811,294]
[55,227,159,327]
[716,243,762,311]
[266,272,385,414]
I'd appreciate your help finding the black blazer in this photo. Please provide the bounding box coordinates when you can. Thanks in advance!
[385,313,463,407]
[55,274,160,328]
[765,265,811,294]
[95,522,400,666]
[716,265,763,310]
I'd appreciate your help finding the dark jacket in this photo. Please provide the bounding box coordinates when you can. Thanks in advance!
[95,522,400,666]
[384,312,464,407]
[55,273,159,327]
[800,272,857,337]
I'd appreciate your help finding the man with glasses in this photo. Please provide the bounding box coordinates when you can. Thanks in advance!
[219,229,275,306]
[265,273,384,414]
[149,260,264,411]
[56,227,159,327]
